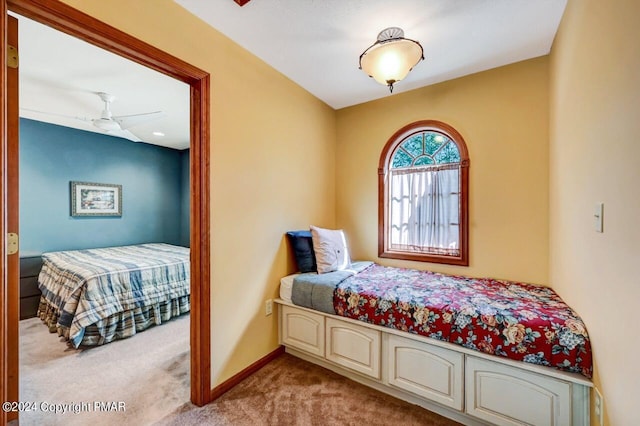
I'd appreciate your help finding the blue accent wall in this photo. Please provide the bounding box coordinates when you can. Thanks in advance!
[19,118,189,254]
[180,149,190,247]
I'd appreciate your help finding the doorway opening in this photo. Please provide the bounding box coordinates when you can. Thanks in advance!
[1,1,211,423]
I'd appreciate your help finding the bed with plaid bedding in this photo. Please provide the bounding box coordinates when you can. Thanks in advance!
[37,243,190,347]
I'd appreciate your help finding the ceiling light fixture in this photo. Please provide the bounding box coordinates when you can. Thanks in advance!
[359,27,424,93]
[152,131,165,137]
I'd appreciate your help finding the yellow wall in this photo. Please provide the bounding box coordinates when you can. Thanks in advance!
[58,0,336,387]
[49,6,639,422]
[336,58,550,284]
[549,1,640,424]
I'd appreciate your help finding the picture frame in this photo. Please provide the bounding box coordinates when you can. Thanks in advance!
[70,181,122,217]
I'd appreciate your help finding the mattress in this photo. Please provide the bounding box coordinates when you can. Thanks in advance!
[279,273,299,303]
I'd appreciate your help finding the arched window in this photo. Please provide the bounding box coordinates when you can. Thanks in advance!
[378,120,469,265]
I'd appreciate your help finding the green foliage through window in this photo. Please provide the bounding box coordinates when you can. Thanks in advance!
[391,132,460,169]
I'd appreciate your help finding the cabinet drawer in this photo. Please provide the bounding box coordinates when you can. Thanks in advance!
[20,277,41,298]
[388,334,464,410]
[20,295,41,320]
[466,356,572,426]
[281,305,325,357]
[20,256,42,277]
[326,317,380,379]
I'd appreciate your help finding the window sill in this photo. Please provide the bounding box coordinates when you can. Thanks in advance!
[379,249,468,266]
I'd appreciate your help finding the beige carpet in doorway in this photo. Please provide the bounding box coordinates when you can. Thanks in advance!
[19,314,190,426]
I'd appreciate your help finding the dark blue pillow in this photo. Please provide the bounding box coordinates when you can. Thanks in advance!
[286,230,317,273]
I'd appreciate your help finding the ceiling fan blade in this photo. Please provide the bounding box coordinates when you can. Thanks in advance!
[92,118,121,131]
[107,128,142,142]
[20,107,91,123]
[23,94,163,142]
[113,111,165,130]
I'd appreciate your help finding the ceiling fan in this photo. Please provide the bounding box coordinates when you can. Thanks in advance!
[22,91,164,142]
[80,92,164,141]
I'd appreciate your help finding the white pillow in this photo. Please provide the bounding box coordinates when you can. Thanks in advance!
[310,225,351,274]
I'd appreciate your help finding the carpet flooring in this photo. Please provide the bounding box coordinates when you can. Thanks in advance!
[19,314,191,426]
[158,353,461,426]
[20,315,461,426]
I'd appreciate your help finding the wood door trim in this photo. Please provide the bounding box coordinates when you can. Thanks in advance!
[1,0,212,409]
[1,1,9,424]
[7,0,207,84]
[5,14,18,424]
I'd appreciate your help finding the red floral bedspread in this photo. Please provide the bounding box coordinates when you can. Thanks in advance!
[334,264,592,378]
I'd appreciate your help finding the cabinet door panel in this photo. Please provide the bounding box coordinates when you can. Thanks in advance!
[326,318,380,379]
[466,356,571,426]
[388,334,464,410]
[281,305,325,357]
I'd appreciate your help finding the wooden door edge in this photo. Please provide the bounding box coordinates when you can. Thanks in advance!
[1,0,212,411]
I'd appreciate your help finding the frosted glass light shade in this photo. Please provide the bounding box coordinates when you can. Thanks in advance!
[359,28,423,92]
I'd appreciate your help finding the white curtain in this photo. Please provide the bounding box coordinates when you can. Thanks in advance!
[389,167,460,254]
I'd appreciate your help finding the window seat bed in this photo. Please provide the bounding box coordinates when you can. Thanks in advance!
[277,262,592,425]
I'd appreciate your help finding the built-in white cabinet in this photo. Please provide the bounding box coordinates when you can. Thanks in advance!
[326,317,381,379]
[280,305,325,357]
[276,300,590,426]
[465,356,572,426]
[388,334,464,410]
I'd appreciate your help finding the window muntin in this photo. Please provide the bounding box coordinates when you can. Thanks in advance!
[392,132,460,168]
[378,121,469,266]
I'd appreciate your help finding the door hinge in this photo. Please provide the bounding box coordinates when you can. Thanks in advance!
[7,233,18,255]
[7,45,18,69]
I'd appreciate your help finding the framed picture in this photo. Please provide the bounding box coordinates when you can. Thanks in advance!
[71,181,122,217]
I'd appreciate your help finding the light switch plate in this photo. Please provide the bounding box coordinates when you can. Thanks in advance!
[594,203,604,233]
